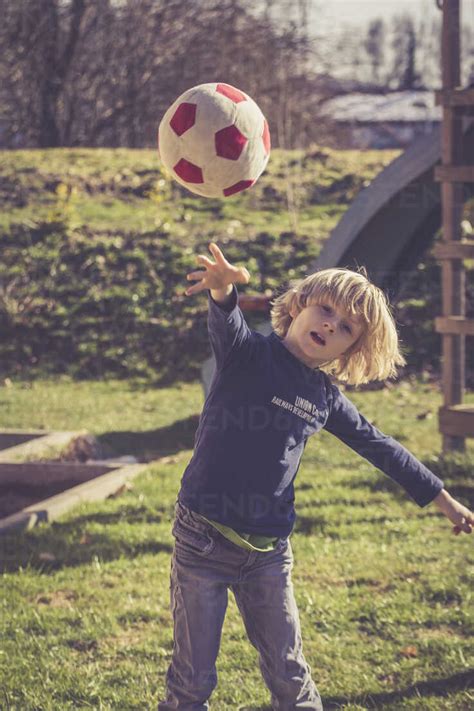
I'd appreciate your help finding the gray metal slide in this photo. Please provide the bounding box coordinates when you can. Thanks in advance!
[314,121,474,295]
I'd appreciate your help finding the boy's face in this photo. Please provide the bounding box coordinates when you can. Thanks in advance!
[282,298,364,369]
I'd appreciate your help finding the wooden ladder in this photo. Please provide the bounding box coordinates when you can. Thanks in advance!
[433,0,474,451]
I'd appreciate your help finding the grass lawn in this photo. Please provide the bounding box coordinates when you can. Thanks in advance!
[0,376,473,710]
[0,146,398,241]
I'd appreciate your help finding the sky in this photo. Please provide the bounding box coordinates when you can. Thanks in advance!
[266,0,473,37]
[300,0,474,84]
[309,0,469,31]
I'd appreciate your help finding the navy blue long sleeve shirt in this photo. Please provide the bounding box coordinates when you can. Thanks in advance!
[178,285,444,538]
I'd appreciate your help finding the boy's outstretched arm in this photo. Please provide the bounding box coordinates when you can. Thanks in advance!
[324,381,474,537]
[184,242,252,369]
[432,488,474,536]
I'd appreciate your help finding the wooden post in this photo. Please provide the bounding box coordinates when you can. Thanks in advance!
[440,0,465,452]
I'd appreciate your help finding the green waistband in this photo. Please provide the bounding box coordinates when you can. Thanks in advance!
[196,514,279,552]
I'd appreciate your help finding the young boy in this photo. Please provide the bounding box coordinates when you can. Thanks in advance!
[158,242,473,710]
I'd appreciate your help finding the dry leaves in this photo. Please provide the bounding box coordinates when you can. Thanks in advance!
[400,645,418,658]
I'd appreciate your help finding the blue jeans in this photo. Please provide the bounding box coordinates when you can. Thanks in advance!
[158,501,323,710]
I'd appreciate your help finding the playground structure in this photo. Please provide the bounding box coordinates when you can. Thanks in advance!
[202,1,473,452]
[434,0,474,452]
[315,121,473,290]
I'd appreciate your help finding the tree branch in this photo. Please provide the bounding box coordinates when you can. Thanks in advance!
[58,0,86,82]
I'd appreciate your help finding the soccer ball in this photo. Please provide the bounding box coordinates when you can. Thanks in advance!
[158,82,271,198]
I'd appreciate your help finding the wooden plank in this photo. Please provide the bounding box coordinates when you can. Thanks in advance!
[440,0,464,452]
[439,405,474,438]
[435,87,474,106]
[440,232,465,409]
[441,0,460,88]
[238,294,272,312]
[433,241,474,259]
[0,430,50,452]
[0,431,80,463]
[435,165,474,182]
[0,462,118,487]
[435,316,474,336]
[0,429,50,435]
[0,463,148,534]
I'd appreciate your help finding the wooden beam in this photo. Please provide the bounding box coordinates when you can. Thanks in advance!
[439,0,465,452]
[435,316,474,336]
[0,431,47,451]
[0,462,117,487]
[435,165,474,182]
[441,0,460,88]
[0,463,147,533]
[439,405,474,438]
[0,430,80,463]
[433,241,474,259]
[238,294,272,312]
[435,87,474,106]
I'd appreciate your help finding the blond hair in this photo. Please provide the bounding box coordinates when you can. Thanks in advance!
[270,267,406,386]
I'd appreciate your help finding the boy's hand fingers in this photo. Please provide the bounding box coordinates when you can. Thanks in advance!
[185,280,205,296]
[209,242,226,263]
[196,254,214,267]
[452,515,473,535]
[461,517,473,533]
[185,244,248,296]
[235,266,250,284]
[186,271,206,281]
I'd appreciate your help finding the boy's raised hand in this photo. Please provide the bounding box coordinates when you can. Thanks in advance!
[185,242,250,297]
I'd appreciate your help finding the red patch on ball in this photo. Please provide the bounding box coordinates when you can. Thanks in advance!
[215,125,248,161]
[223,179,255,197]
[262,119,271,156]
[216,83,247,103]
[174,158,203,184]
[170,103,197,136]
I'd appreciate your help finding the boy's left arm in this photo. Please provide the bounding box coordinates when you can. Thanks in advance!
[432,488,474,536]
[324,382,474,536]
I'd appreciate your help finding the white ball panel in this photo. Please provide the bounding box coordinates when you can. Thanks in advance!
[158,123,182,172]
[203,153,247,195]
[234,99,265,140]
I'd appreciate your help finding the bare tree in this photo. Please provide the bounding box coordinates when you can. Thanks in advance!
[364,18,385,85]
[0,0,89,147]
[390,14,422,90]
[0,0,325,149]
